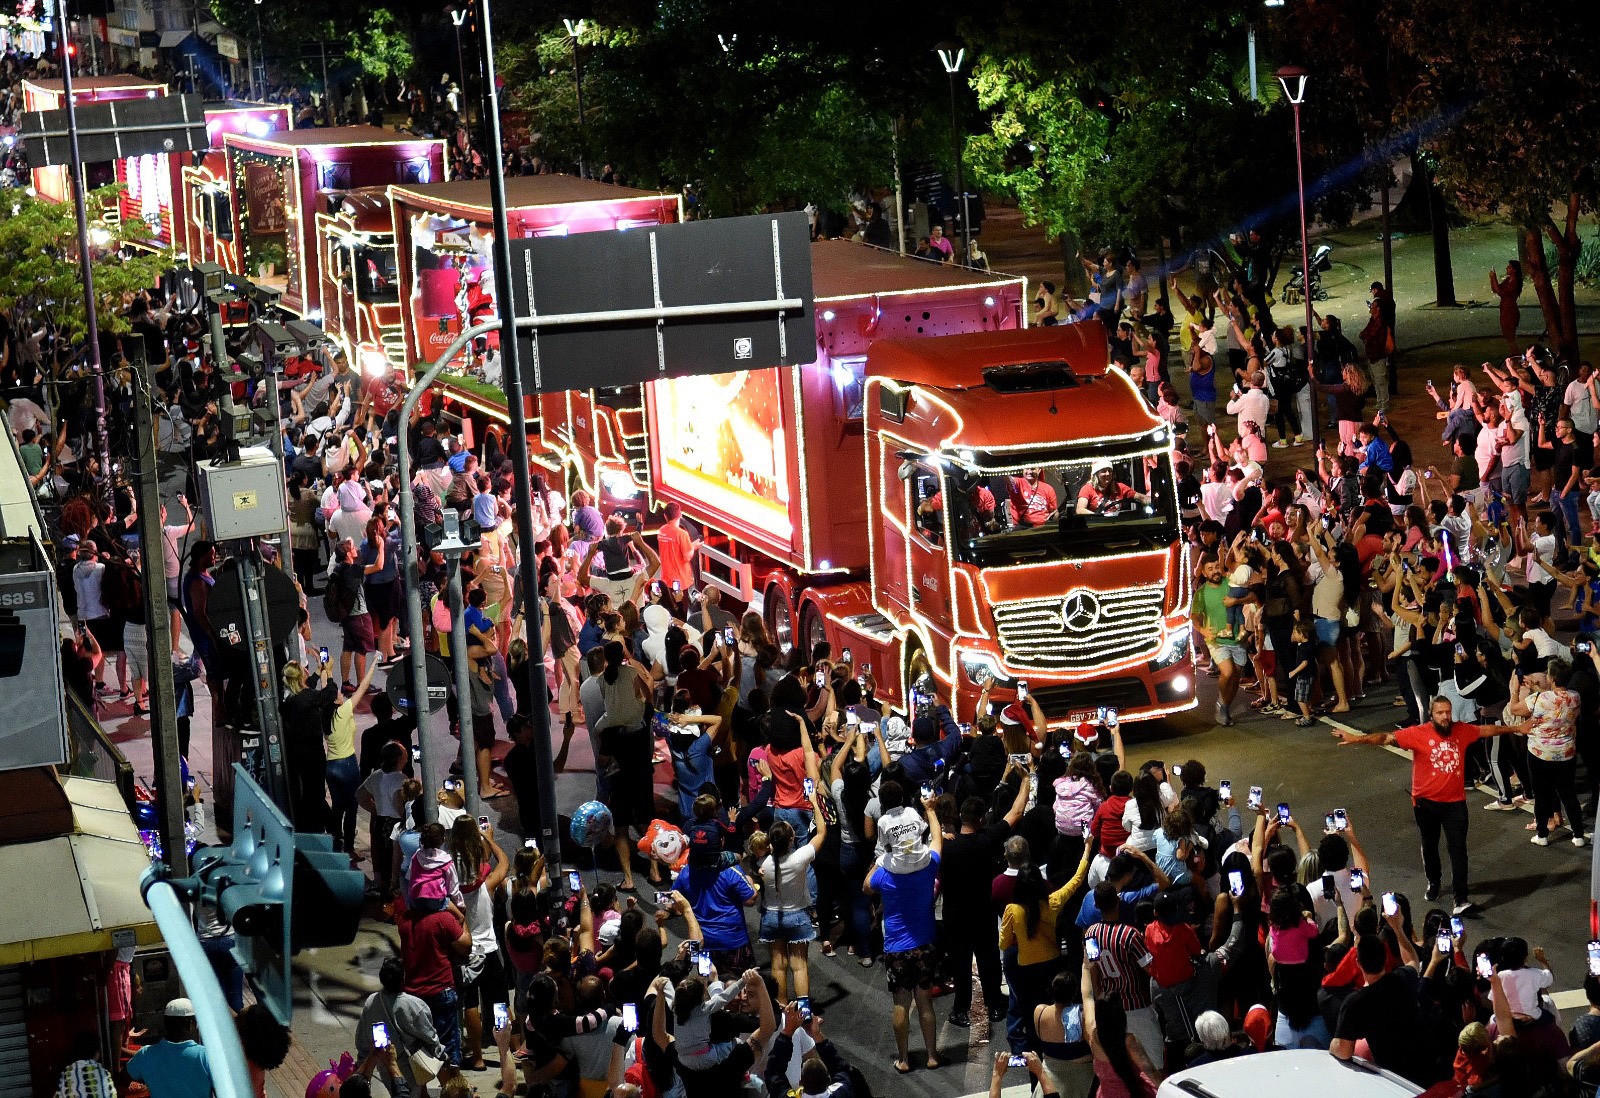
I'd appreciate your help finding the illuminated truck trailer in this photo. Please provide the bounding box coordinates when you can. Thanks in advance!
[647,316,1195,726]
[220,126,446,317]
[386,175,679,482]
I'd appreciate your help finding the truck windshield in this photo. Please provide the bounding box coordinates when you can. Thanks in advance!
[943,451,1178,565]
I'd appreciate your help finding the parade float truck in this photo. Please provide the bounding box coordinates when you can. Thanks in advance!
[219,126,446,317]
[386,175,680,486]
[646,316,1195,726]
[176,104,293,264]
[22,76,289,252]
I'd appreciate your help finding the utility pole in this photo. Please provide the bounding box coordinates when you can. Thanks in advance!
[476,0,561,857]
[55,2,113,514]
[446,555,481,821]
[132,346,188,876]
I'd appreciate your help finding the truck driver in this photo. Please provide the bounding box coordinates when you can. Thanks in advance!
[1076,459,1149,515]
[916,480,998,540]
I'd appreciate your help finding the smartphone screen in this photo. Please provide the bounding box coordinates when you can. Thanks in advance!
[815,670,826,689]
[1008,1054,1028,1068]
[655,891,672,906]
[1349,868,1365,891]
[371,1022,389,1048]
[1017,680,1029,701]
[1588,941,1600,977]
[493,1002,509,1030]
[1381,892,1398,918]
[523,838,537,851]
[1452,916,1465,938]
[319,646,330,663]
[842,647,852,663]
[672,579,681,593]
[1334,809,1348,830]
[696,953,712,977]
[567,869,581,893]
[796,995,812,1022]
[1321,873,1335,896]
[478,814,490,832]
[803,778,815,798]
[920,782,934,801]
[1437,934,1452,954]
[1477,955,1493,979]
[1085,938,1101,961]
[1248,786,1263,810]
[1218,780,1232,802]
[1276,803,1291,825]
[621,1003,638,1032]
[1228,870,1244,896]
[1324,813,1336,832]
[724,627,736,646]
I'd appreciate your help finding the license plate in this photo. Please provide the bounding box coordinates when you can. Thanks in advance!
[1066,709,1099,724]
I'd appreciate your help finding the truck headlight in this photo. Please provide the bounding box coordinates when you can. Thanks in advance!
[959,649,1005,685]
[601,469,641,500]
[1152,627,1190,669]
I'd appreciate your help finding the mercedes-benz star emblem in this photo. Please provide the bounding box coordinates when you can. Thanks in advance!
[1061,590,1100,632]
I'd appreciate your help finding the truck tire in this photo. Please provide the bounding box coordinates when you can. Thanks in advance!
[765,584,795,651]
[799,602,826,658]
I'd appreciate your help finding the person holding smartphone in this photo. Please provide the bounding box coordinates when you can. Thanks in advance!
[355,956,448,1093]
[1334,695,1523,916]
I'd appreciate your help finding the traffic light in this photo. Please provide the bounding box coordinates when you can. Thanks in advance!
[189,766,365,1025]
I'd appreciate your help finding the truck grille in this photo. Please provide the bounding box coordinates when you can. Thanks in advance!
[993,585,1165,673]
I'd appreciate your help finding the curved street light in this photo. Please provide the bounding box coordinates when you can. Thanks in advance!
[1277,65,1313,379]
[935,41,969,266]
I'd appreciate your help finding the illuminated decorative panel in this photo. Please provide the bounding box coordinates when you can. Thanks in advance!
[653,369,791,539]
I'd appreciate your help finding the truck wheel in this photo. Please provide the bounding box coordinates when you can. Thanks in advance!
[799,603,826,657]
[765,585,795,651]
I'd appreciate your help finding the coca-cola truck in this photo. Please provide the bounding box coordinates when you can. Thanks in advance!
[645,297,1194,724]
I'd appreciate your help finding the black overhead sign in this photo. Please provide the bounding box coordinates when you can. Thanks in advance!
[20,93,208,166]
[508,210,816,393]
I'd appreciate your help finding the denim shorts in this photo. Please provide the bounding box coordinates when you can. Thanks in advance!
[1314,617,1341,647]
[1207,640,1248,668]
[1504,462,1529,505]
[759,908,815,944]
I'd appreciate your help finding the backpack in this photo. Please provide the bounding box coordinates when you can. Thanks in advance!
[324,569,354,624]
[102,558,144,616]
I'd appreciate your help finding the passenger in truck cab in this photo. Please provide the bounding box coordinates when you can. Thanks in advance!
[1009,468,1059,527]
[916,480,997,541]
[1075,459,1149,516]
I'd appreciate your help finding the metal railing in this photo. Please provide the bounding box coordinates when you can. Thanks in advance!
[61,690,138,813]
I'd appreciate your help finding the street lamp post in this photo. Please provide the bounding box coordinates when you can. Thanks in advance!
[1277,65,1314,381]
[564,18,586,178]
[450,8,469,130]
[936,43,969,267]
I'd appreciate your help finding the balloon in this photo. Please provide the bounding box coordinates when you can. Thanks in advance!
[569,801,614,848]
[306,1052,356,1098]
[639,819,688,872]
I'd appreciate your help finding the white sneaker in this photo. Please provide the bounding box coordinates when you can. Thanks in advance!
[1575,836,1588,848]
[1271,440,1289,449]
[1530,834,1551,846]
[1292,437,1308,446]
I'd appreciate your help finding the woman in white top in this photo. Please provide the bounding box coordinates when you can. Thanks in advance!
[755,785,828,1003]
[1120,772,1165,853]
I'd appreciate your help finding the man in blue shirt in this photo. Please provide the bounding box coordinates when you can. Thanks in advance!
[673,860,758,972]
[1357,423,1393,475]
[1075,847,1173,929]
[895,706,965,787]
[127,998,212,1098]
[866,789,945,1074]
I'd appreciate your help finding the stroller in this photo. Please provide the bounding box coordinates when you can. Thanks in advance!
[1280,243,1333,304]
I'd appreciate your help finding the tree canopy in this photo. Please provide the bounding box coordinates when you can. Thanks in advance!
[0,185,173,343]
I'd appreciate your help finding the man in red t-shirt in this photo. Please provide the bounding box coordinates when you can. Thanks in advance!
[398,903,472,1066]
[1009,469,1059,527]
[1335,696,1517,916]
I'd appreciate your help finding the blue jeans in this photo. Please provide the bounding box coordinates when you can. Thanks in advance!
[837,841,876,958]
[491,653,516,723]
[1554,487,1583,544]
[326,754,359,855]
[773,807,817,902]
[424,987,462,1066]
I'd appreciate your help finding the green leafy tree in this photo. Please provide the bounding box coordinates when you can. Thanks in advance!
[1388,0,1600,361]
[962,0,1371,273]
[0,185,173,343]
[347,9,415,81]
[496,1,956,217]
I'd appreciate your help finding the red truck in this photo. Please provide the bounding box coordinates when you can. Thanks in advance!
[385,175,680,476]
[643,252,1193,723]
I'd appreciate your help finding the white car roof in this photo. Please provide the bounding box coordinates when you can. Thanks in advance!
[1157,1050,1423,1098]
